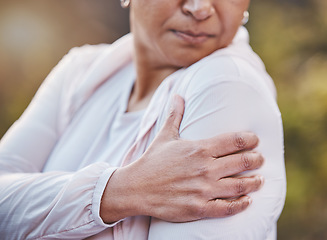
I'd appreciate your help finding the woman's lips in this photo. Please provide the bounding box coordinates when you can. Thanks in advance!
[172,30,214,45]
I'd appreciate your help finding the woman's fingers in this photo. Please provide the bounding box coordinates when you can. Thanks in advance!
[200,132,259,158]
[158,95,185,140]
[213,151,264,179]
[203,196,252,218]
[210,176,264,199]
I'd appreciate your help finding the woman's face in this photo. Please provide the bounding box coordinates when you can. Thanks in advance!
[130,0,250,68]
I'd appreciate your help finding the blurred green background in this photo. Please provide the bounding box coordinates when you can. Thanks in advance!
[0,0,326,239]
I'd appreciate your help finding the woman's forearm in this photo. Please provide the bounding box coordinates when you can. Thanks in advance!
[0,163,117,239]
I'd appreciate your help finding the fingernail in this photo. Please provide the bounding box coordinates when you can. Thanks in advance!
[258,175,264,185]
[248,197,253,205]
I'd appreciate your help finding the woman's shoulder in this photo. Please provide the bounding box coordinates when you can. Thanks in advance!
[179,45,276,100]
[48,44,113,87]
[58,34,133,84]
[63,44,112,67]
[63,33,133,70]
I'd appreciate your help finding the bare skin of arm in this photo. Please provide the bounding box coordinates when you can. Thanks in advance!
[100,95,264,223]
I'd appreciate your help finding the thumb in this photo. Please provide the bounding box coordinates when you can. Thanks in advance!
[160,95,185,139]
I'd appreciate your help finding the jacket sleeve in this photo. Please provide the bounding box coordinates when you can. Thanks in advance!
[148,72,286,239]
[0,47,118,239]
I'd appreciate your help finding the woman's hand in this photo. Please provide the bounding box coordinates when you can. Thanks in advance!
[100,95,264,224]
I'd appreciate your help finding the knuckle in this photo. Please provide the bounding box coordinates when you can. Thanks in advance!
[167,107,183,124]
[201,185,213,198]
[226,201,237,216]
[236,179,246,195]
[192,182,210,197]
[186,144,206,160]
[189,199,206,218]
[196,203,207,218]
[168,108,176,120]
[195,144,207,156]
[233,133,247,150]
[166,109,176,124]
[240,153,252,170]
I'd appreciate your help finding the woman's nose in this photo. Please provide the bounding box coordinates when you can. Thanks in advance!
[182,0,215,21]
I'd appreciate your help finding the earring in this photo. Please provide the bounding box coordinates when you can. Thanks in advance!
[120,0,130,8]
[242,11,249,25]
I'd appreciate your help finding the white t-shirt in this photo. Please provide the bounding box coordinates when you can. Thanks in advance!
[0,27,286,239]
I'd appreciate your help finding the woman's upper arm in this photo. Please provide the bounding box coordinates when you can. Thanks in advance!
[148,76,286,239]
[0,46,120,239]
[0,53,70,172]
[0,45,95,172]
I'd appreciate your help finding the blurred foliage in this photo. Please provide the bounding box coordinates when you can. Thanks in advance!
[1,0,327,239]
[248,0,327,239]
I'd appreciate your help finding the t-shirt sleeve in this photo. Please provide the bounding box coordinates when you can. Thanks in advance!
[148,72,286,239]
[0,46,120,239]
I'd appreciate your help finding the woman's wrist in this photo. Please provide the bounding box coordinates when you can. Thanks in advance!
[100,164,143,224]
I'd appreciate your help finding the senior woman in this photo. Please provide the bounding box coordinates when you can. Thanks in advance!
[0,0,286,239]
